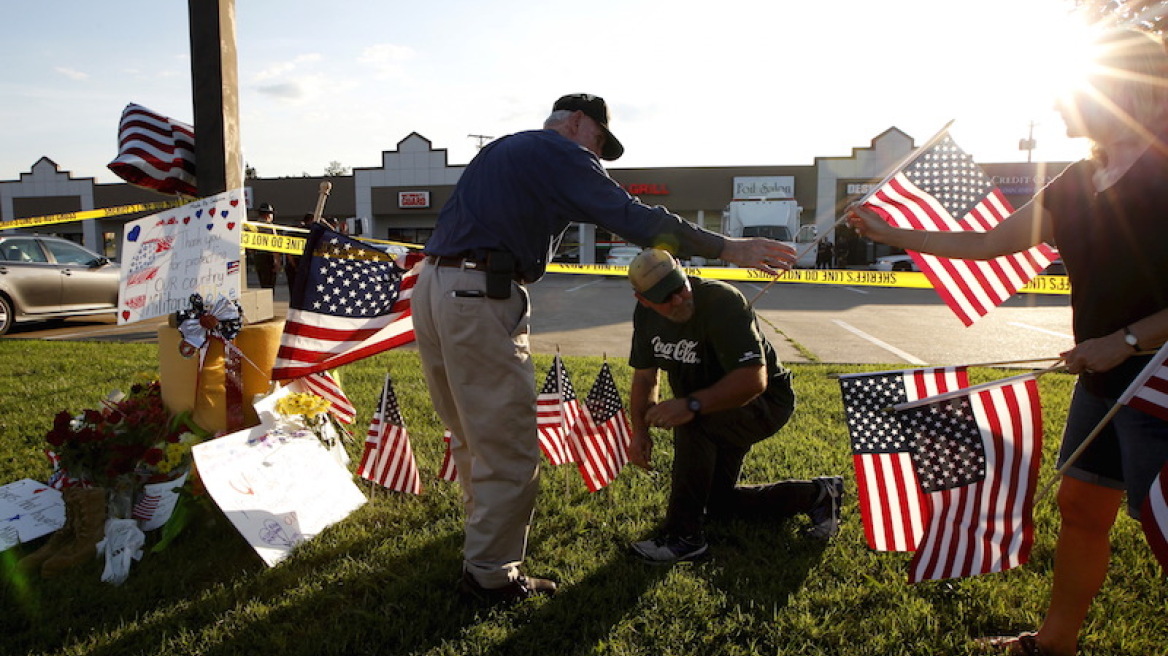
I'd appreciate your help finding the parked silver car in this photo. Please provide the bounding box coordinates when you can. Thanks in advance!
[0,234,120,335]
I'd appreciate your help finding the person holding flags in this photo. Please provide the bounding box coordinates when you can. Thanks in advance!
[625,248,843,564]
[848,28,1168,656]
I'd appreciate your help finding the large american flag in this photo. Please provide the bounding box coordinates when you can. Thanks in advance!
[901,376,1042,582]
[840,367,969,552]
[356,374,421,494]
[862,132,1057,326]
[107,103,197,197]
[572,363,633,492]
[536,355,584,466]
[271,225,423,380]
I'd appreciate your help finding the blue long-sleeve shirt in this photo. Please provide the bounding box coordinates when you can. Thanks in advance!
[425,129,725,282]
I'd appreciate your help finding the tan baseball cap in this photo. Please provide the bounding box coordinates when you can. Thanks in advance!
[628,248,686,303]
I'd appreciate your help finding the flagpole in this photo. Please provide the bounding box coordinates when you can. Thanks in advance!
[884,364,1064,413]
[747,120,956,308]
[830,356,1063,379]
[312,181,332,224]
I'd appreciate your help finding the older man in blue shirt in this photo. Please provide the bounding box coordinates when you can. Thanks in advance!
[414,93,796,604]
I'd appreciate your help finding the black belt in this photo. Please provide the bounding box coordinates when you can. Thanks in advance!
[426,254,527,282]
[427,254,486,270]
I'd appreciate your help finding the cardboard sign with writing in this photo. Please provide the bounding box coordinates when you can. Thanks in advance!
[118,189,245,325]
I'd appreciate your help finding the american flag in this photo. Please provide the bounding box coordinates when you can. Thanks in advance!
[1115,341,1168,572]
[840,367,969,552]
[536,355,584,466]
[1118,341,1168,422]
[295,370,356,424]
[107,103,197,197]
[271,225,423,380]
[899,376,1042,583]
[572,363,633,492]
[356,374,422,494]
[862,131,1057,326]
[1142,462,1168,573]
[437,429,458,482]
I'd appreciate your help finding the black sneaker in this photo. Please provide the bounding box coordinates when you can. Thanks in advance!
[458,570,557,605]
[630,535,709,565]
[805,476,844,540]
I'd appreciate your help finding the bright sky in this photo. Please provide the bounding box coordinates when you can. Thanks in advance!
[0,0,1100,185]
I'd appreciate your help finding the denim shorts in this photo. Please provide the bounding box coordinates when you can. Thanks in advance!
[1059,380,1168,518]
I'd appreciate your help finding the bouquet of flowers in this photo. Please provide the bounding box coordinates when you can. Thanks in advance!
[44,380,206,490]
[274,392,337,448]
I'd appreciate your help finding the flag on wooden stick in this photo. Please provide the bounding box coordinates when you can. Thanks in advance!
[572,363,633,492]
[536,355,584,466]
[437,430,458,482]
[271,225,423,380]
[898,375,1042,583]
[840,366,970,552]
[294,371,356,424]
[861,128,1057,326]
[356,374,421,494]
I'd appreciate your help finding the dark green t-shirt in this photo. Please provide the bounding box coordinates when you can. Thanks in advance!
[629,277,786,397]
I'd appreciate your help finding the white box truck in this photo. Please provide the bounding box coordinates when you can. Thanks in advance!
[721,196,818,268]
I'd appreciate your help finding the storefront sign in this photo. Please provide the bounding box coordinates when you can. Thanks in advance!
[733,176,794,199]
[622,183,670,196]
[398,191,431,209]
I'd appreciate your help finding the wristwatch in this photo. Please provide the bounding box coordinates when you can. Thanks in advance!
[1123,326,1141,351]
[686,396,702,415]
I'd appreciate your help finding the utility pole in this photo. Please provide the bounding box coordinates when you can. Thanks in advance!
[1018,120,1037,164]
[468,134,494,149]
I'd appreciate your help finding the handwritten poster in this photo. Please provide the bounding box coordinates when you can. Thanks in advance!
[118,188,246,325]
[0,479,65,551]
[192,424,366,567]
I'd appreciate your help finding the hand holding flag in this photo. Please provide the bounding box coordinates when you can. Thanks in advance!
[855,127,1057,326]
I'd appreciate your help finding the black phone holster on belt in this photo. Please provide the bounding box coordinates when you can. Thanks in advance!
[485,251,515,300]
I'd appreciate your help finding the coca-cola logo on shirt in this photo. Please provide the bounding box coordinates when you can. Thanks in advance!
[650,336,701,364]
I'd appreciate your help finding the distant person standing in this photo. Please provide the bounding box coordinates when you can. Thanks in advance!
[816,239,833,269]
[284,213,315,293]
[248,203,280,289]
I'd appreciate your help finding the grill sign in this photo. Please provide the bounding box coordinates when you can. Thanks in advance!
[399,191,430,209]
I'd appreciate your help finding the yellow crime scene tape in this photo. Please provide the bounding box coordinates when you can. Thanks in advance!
[239,231,1072,295]
[546,262,1071,295]
[7,206,1068,295]
[0,199,186,231]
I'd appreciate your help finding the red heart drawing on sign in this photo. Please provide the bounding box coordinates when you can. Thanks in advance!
[122,310,131,320]
[183,216,191,224]
[227,222,236,230]
[230,199,240,207]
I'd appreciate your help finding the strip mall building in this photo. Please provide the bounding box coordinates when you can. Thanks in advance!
[0,128,1070,266]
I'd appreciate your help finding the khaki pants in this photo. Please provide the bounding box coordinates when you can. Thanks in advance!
[413,263,540,588]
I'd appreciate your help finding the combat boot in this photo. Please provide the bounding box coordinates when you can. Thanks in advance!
[41,487,107,577]
[16,487,77,575]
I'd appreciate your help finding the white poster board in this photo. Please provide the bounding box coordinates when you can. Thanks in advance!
[192,425,366,567]
[0,479,65,551]
[118,188,246,325]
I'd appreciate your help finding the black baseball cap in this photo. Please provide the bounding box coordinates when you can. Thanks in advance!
[553,93,624,161]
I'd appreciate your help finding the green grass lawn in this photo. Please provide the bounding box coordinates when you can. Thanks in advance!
[0,341,1164,656]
